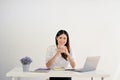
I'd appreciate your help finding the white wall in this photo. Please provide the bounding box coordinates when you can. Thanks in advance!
[0,0,120,80]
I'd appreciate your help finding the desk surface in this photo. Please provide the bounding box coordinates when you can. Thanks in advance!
[6,67,110,78]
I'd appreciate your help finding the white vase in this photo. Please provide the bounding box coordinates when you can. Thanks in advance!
[22,64,30,72]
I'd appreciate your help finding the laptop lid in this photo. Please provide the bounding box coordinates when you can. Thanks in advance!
[83,56,100,70]
[65,56,100,72]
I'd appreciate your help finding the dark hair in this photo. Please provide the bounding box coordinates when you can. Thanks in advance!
[55,30,70,60]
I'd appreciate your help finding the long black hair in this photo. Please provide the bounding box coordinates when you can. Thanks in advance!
[55,30,70,60]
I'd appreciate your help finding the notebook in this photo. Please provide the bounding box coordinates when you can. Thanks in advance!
[66,56,100,72]
[31,68,50,73]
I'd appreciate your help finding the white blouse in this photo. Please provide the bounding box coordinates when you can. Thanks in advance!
[46,45,75,69]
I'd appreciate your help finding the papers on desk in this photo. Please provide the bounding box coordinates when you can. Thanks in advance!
[31,68,50,73]
[52,66,65,71]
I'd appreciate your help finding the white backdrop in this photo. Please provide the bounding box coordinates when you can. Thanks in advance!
[0,0,120,80]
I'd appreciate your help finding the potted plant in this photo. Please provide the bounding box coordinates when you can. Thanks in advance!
[20,56,32,72]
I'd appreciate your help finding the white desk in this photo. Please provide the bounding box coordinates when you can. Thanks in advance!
[6,67,110,80]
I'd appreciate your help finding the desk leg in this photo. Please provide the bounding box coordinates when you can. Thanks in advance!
[101,77,104,80]
[91,77,93,80]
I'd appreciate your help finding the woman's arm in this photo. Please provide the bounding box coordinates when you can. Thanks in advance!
[64,47,76,68]
[67,54,76,68]
[46,52,59,68]
[46,48,62,68]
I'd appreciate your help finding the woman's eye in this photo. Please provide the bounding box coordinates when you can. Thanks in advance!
[59,37,62,39]
[64,37,67,40]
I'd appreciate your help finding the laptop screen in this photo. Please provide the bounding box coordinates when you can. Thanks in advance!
[83,56,100,70]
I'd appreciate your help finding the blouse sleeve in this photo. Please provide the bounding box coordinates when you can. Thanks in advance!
[46,46,51,63]
[70,48,76,62]
[45,45,55,63]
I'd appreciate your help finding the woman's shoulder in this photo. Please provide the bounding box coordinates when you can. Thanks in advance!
[47,45,57,49]
[47,45,57,52]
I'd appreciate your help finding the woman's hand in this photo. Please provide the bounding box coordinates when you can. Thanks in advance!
[57,46,68,54]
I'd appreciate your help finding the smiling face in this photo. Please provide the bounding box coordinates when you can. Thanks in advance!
[55,30,70,52]
[57,34,67,46]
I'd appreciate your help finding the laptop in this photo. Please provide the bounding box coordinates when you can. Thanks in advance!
[66,56,100,72]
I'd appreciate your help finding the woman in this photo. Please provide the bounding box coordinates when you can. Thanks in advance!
[46,30,76,69]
